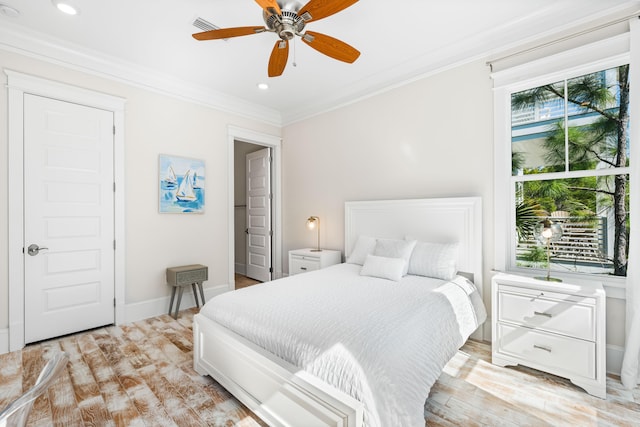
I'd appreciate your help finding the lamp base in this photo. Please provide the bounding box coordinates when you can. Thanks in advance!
[310,249,322,252]
[535,276,563,283]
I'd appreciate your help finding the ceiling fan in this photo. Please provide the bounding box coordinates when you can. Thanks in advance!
[192,0,360,77]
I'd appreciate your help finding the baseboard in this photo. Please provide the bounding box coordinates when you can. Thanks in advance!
[123,283,230,324]
[607,344,624,376]
[235,263,246,275]
[482,316,492,342]
[0,285,230,355]
[0,328,8,355]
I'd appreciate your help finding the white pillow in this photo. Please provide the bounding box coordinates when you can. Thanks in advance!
[408,242,458,280]
[360,254,405,281]
[346,235,377,265]
[373,238,416,275]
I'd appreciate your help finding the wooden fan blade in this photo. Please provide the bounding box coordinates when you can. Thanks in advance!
[255,0,282,16]
[302,31,360,63]
[268,40,289,77]
[193,26,265,41]
[298,0,358,22]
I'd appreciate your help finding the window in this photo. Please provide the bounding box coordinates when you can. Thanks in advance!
[510,65,630,277]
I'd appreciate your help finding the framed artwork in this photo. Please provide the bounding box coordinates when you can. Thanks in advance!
[159,154,205,213]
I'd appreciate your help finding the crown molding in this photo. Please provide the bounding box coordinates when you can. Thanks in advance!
[0,22,282,127]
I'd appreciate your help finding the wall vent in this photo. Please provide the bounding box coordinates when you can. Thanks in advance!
[193,17,228,41]
[193,17,220,32]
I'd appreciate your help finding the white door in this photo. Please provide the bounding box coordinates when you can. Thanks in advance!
[23,94,115,344]
[246,148,272,282]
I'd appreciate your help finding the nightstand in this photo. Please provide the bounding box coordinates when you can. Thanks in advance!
[288,248,341,276]
[166,264,208,319]
[491,273,606,399]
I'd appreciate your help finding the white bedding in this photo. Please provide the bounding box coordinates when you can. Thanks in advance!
[200,263,486,427]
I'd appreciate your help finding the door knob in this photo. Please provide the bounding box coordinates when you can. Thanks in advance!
[27,244,49,256]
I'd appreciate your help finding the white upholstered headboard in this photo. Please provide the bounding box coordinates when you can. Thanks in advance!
[344,197,483,298]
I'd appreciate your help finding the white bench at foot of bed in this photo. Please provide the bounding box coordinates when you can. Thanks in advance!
[193,313,364,427]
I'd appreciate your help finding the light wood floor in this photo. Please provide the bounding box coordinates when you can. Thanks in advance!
[234,274,261,290]
[1,308,639,426]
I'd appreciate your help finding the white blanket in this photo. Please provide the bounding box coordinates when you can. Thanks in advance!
[200,263,486,427]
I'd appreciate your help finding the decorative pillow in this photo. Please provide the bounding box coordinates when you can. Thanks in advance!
[360,254,405,281]
[408,242,458,280]
[346,235,377,265]
[373,238,416,275]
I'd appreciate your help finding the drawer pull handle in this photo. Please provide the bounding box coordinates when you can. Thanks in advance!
[534,311,552,318]
[300,267,307,270]
[533,344,552,353]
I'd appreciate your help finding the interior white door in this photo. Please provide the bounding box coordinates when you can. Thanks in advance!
[245,148,272,282]
[23,94,115,344]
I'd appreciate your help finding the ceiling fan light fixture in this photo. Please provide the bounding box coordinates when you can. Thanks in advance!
[52,0,79,16]
[265,8,306,40]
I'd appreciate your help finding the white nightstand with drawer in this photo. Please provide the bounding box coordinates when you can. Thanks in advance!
[288,248,341,276]
[491,273,606,399]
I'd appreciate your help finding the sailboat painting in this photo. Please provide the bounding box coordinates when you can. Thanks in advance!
[164,166,177,187]
[159,154,205,213]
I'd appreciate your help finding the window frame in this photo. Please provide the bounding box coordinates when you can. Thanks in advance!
[493,42,633,294]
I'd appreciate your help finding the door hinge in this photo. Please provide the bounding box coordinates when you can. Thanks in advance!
[114,298,116,307]
[113,240,116,250]
[269,230,273,236]
[113,182,116,192]
[269,267,273,273]
[113,125,116,135]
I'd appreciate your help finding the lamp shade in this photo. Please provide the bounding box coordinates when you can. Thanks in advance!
[535,218,563,244]
[534,218,563,282]
[306,217,317,230]
[306,216,321,251]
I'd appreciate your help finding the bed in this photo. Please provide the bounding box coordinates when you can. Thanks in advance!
[193,197,485,427]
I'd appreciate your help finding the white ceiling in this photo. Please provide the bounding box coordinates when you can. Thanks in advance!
[0,0,638,125]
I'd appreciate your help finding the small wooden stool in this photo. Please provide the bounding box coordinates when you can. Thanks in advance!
[166,264,208,319]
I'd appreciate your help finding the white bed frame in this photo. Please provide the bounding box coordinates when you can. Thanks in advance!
[193,197,483,427]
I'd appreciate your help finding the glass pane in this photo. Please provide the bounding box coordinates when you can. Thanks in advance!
[515,174,629,276]
[566,66,630,171]
[511,81,566,176]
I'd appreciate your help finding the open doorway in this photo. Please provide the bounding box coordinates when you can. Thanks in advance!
[227,126,282,290]
[234,142,270,285]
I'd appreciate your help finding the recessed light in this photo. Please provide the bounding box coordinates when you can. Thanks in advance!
[0,4,20,18]
[257,83,269,90]
[51,0,79,15]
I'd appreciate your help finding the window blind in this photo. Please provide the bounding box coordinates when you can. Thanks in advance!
[489,14,637,88]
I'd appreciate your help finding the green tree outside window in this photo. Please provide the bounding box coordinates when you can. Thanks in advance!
[511,65,630,276]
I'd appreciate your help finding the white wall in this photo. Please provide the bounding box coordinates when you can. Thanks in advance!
[282,60,495,307]
[0,49,280,333]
